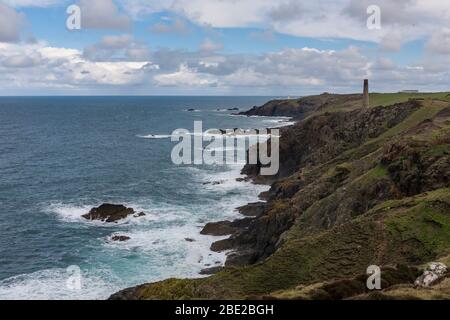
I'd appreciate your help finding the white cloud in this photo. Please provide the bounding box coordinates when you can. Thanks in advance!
[98,34,133,49]
[150,17,190,35]
[2,0,64,7]
[2,52,42,67]
[0,3,25,42]
[80,0,132,30]
[0,42,153,90]
[154,64,218,87]
[426,28,450,54]
[117,0,450,47]
[83,34,150,62]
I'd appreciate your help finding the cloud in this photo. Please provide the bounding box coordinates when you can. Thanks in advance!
[154,63,218,87]
[3,0,64,7]
[426,28,450,54]
[83,34,150,61]
[2,52,42,67]
[168,0,274,28]
[3,37,450,94]
[0,3,25,42]
[150,17,190,35]
[0,42,153,92]
[80,0,132,31]
[116,0,450,51]
[269,0,303,22]
[97,34,133,49]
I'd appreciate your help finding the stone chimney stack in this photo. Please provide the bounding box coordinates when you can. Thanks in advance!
[363,79,369,108]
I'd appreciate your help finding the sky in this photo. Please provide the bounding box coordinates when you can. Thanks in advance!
[0,0,450,96]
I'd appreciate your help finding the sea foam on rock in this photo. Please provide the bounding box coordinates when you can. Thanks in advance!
[82,204,139,223]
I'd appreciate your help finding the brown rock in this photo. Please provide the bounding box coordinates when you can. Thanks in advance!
[238,202,267,217]
[201,221,234,236]
[82,204,135,223]
[111,235,131,242]
[211,239,233,252]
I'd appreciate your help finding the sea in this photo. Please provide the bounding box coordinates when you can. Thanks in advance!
[0,96,293,300]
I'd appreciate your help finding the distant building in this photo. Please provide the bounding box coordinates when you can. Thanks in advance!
[399,90,419,93]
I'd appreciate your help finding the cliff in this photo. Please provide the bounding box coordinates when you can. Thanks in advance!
[110,92,450,300]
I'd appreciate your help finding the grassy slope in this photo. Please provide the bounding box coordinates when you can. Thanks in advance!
[122,93,450,300]
[370,92,450,107]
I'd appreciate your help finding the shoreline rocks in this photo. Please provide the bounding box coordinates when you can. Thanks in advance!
[82,204,136,223]
[111,235,131,242]
[200,266,224,275]
[201,218,253,237]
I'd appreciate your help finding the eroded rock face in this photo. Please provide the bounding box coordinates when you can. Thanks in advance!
[415,263,448,287]
[82,204,135,223]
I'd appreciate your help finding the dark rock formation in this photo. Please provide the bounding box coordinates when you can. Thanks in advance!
[237,202,267,217]
[111,235,131,242]
[82,204,135,223]
[134,212,146,218]
[201,218,253,236]
[200,266,224,275]
[238,93,363,118]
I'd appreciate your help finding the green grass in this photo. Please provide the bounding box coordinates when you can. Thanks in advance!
[386,198,450,259]
[365,99,449,145]
[370,92,450,107]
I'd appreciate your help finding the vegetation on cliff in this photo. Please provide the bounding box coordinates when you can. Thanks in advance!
[110,92,450,300]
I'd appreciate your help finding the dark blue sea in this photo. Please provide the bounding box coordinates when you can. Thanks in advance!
[0,96,291,299]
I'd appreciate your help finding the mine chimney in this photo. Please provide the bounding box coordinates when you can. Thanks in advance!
[363,79,369,108]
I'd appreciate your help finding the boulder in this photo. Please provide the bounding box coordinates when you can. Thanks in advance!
[211,239,233,252]
[111,235,131,242]
[82,204,135,223]
[134,212,146,218]
[199,266,224,275]
[201,221,234,236]
[201,218,253,236]
[414,262,448,287]
[238,202,267,217]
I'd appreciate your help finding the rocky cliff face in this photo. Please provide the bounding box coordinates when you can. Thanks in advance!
[110,94,450,300]
[238,93,363,118]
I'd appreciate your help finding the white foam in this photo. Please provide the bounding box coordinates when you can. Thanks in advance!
[104,225,229,271]
[0,268,121,300]
[137,134,172,139]
[46,202,160,226]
